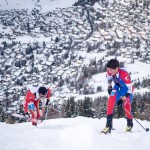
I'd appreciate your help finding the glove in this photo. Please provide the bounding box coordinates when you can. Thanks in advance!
[23,112,30,118]
[46,99,49,106]
[39,101,43,110]
[117,99,123,107]
[108,86,112,95]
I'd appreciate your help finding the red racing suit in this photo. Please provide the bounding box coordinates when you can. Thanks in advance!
[24,86,51,124]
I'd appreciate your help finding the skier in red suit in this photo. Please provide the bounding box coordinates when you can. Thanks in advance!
[24,86,51,126]
[101,59,134,134]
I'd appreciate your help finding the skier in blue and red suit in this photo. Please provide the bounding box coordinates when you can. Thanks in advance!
[101,59,134,134]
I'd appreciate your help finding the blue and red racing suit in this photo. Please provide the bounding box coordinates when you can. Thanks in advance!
[107,68,134,119]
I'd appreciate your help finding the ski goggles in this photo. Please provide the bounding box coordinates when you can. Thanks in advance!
[39,94,47,100]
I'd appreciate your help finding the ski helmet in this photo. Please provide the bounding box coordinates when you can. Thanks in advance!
[38,86,47,95]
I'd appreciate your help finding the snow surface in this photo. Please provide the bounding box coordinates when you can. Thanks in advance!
[0,117,150,150]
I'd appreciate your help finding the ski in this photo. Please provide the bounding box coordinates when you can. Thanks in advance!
[12,113,43,124]
[12,113,25,119]
[115,130,141,134]
[100,130,141,135]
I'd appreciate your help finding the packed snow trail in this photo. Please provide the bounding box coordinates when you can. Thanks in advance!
[0,117,150,150]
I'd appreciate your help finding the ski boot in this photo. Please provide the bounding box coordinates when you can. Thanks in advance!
[32,122,37,126]
[101,127,111,134]
[125,126,132,132]
[126,118,133,132]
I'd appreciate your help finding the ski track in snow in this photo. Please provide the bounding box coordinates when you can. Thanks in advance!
[0,117,150,150]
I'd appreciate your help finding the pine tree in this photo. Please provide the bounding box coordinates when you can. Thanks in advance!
[64,97,77,118]
[43,41,46,48]
[78,100,84,116]
[83,97,94,118]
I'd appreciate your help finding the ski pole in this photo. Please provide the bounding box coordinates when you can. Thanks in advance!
[50,106,61,113]
[43,105,50,126]
[124,107,149,132]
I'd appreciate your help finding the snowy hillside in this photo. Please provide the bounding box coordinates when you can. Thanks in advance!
[0,117,150,150]
[0,0,150,121]
[0,0,77,12]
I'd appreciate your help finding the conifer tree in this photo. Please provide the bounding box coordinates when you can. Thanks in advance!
[83,97,94,118]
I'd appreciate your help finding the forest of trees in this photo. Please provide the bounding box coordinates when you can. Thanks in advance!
[1,91,150,124]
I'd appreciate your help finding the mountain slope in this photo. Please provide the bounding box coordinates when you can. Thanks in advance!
[0,0,78,12]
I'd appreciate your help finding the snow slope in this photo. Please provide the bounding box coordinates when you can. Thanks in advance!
[0,117,150,150]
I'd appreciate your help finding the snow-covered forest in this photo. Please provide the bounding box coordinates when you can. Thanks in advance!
[0,0,150,123]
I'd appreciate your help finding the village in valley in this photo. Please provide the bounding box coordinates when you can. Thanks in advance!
[0,0,150,123]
